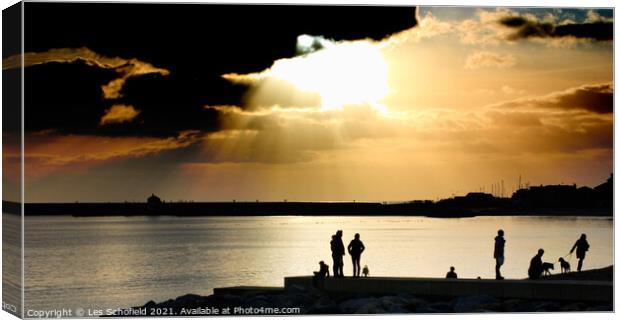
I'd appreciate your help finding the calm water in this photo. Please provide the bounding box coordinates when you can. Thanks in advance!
[22,215,613,312]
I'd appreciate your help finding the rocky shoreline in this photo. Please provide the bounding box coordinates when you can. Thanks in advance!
[122,266,613,315]
[128,290,611,315]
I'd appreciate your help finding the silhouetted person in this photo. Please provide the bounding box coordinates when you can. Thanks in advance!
[347,233,365,277]
[494,229,505,280]
[313,261,330,287]
[528,249,545,280]
[570,233,590,272]
[331,230,345,278]
[446,266,457,279]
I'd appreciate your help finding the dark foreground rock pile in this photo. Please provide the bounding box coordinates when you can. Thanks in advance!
[123,285,612,316]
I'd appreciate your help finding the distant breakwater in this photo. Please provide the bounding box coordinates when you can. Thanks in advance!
[12,201,612,217]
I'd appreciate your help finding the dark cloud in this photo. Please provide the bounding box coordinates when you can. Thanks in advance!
[550,83,613,114]
[499,16,612,41]
[554,22,613,41]
[24,61,118,135]
[20,3,417,138]
[24,60,224,138]
[491,83,613,114]
[25,4,417,65]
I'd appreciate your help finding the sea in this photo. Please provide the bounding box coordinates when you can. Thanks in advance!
[7,215,613,313]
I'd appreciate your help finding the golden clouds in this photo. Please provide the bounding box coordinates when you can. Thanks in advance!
[100,104,141,125]
[3,47,170,99]
[24,131,202,180]
[489,83,613,114]
[223,38,389,112]
[464,51,516,69]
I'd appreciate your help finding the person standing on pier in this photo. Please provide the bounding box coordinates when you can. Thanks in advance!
[331,230,345,278]
[494,229,506,280]
[570,233,590,272]
[348,233,366,278]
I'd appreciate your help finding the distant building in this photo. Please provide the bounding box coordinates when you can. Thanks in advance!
[147,193,162,211]
[442,192,498,208]
[593,174,613,208]
[148,193,161,204]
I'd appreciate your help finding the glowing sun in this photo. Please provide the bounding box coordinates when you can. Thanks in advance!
[272,36,390,111]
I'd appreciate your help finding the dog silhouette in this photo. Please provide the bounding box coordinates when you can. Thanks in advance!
[542,262,554,276]
[559,257,571,274]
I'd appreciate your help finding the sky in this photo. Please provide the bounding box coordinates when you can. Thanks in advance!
[2,3,614,203]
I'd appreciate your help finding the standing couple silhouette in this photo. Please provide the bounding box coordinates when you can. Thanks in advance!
[331,230,366,278]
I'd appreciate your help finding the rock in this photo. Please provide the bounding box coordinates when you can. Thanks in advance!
[307,296,340,314]
[174,293,206,307]
[157,299,176,309]
[380,296,407,310]
[381,300,395,310]
[453,295,499,313]
[586,304,612,311]
[560,302,585,311]
[478,302,501,312]
[396,293,414,300]
[243,295,273,308]
[534,301,560,312]
[418,302,453,313]
[204,293,243,307]
[339,297,381,314]
[403,297,429,312]
[387,304,410,313]
[271,293,314,309]
[354,302,386,314]
[142,300,156,308]
[502,299,539,312]
[501,298,522,312]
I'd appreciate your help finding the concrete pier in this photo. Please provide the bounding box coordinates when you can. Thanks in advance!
[284,276,613,302]
[213,286,283,295]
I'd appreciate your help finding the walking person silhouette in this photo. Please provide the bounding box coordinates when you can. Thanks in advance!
[494,229,505,280]
[347,233,365,278]
[570,233,590,272]
[330,230,345,277]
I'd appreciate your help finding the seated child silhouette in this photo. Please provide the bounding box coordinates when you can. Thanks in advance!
[313,261,330,287]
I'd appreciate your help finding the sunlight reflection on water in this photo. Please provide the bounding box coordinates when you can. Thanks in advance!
[23,215,612,311]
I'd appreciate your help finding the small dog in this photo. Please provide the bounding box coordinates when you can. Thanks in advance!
[559,257,571,274]
[362,265,369,277]
[542,262,554,276]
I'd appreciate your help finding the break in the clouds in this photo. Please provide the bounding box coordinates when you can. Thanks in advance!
[453,8,613,45]
[464,51,516,69]
[224,37,389,112]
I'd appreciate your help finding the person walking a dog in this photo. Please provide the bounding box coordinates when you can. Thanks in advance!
[570,233,590,272]
[528,248,545,279]
[494,229,506,280]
